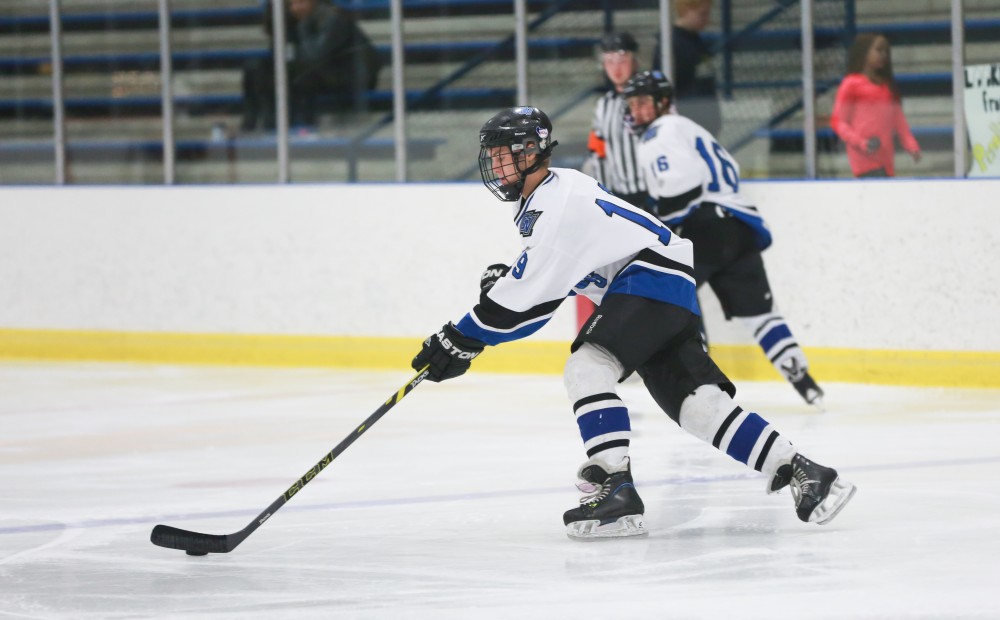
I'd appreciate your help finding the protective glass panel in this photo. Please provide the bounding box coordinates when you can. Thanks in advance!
[49,1,165,184]
[0,3,57,184]
[404,2,516,183]
[527,1,659,190]
[171,0,284,184]
[271,1,393,183]
[170,0,393,185]
[719,0,835,180]
[819,1,955,179]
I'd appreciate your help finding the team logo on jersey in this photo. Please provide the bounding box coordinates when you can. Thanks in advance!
[518,210,542,237]
[641,126,659,142]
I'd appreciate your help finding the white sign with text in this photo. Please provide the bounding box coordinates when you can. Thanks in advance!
[964,63,1000,177]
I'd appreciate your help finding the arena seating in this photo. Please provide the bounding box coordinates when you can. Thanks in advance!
[1,0,998,183]
[755,14,1000,178]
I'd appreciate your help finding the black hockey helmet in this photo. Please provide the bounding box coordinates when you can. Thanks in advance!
[478,106,559,202]
[623,69,674,102]
[599,31,639,53]
[622,70,674,134]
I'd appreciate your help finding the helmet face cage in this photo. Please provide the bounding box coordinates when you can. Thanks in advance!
[478,140,531,202]
[478,107,557,202]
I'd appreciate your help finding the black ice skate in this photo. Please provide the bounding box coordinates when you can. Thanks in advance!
[792,372,825,410]
[563,457,647,539]
[768,454,856,525]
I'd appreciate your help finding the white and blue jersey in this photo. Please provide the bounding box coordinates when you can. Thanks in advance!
[635,113,772,250]
[456,167,698,346]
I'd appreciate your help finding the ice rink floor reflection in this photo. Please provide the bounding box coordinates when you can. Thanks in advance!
[2,362,999,619]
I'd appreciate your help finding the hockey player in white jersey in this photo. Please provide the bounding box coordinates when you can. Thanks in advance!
[624,70,825,408]
[410,106,855,539]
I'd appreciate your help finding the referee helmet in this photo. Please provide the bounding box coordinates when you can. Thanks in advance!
[599,31,639,54]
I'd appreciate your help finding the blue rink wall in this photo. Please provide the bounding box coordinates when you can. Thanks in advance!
[0,179,998,388]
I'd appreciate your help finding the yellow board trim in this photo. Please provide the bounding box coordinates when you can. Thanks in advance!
[707,344,1000,389]
[1,328,998,388]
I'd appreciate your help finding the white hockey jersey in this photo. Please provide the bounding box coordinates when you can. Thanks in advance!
[634,114,772,249]
[455,167,698,346]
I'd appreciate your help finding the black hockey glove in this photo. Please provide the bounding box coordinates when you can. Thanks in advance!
[412,322,485,382]
[480,263,510,292]
[865,136,881,154]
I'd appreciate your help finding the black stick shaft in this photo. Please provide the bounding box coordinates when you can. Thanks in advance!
[151,366,431,554]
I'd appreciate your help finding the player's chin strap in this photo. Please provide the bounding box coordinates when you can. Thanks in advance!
[494,141,559,200]
[515,140,559,184]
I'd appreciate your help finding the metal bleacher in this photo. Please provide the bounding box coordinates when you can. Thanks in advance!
[759,0,1000,178]
[0,0,629,184]
[1,0,998,184]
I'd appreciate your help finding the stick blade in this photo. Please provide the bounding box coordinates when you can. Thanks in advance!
[151,524,237,555]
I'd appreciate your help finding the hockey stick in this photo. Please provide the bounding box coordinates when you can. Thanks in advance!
[150,366,431,556]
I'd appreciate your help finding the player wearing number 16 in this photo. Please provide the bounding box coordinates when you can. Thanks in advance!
[625,70,825,409]
[411,106,855,540]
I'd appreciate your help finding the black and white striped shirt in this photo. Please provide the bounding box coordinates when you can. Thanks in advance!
[588,90,646,202]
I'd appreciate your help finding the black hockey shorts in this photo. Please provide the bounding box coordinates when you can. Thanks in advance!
[678,204,774,319]
[572,293,735,424]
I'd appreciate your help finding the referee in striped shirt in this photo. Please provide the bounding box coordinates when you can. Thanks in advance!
[586,31,650,212]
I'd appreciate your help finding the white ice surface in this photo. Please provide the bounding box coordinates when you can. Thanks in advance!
[1,362,999,619]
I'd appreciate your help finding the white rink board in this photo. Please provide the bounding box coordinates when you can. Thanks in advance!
[0,178,998,351]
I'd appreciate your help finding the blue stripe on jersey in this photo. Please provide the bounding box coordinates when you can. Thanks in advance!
[726,412,768,465]
[669,205,772,251]
[725,209,773,250]
[576,406,631,442]
[759,324,793,352]
[606,264,700,316]
[660,203,698,228]
[454,312,549,346]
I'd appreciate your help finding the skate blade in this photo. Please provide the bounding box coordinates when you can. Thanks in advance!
[566,514,647,540]
[809,477,856,525]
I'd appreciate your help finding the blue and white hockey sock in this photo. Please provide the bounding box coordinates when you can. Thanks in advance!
[572,393,631,463]
[678,385,795,478]
[564,343,631,466]
[738,312,810,383]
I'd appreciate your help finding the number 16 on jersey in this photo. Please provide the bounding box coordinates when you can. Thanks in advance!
[696,137,739,193]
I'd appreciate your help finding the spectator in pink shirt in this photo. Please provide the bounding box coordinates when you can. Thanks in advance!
[830,33,921,178]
